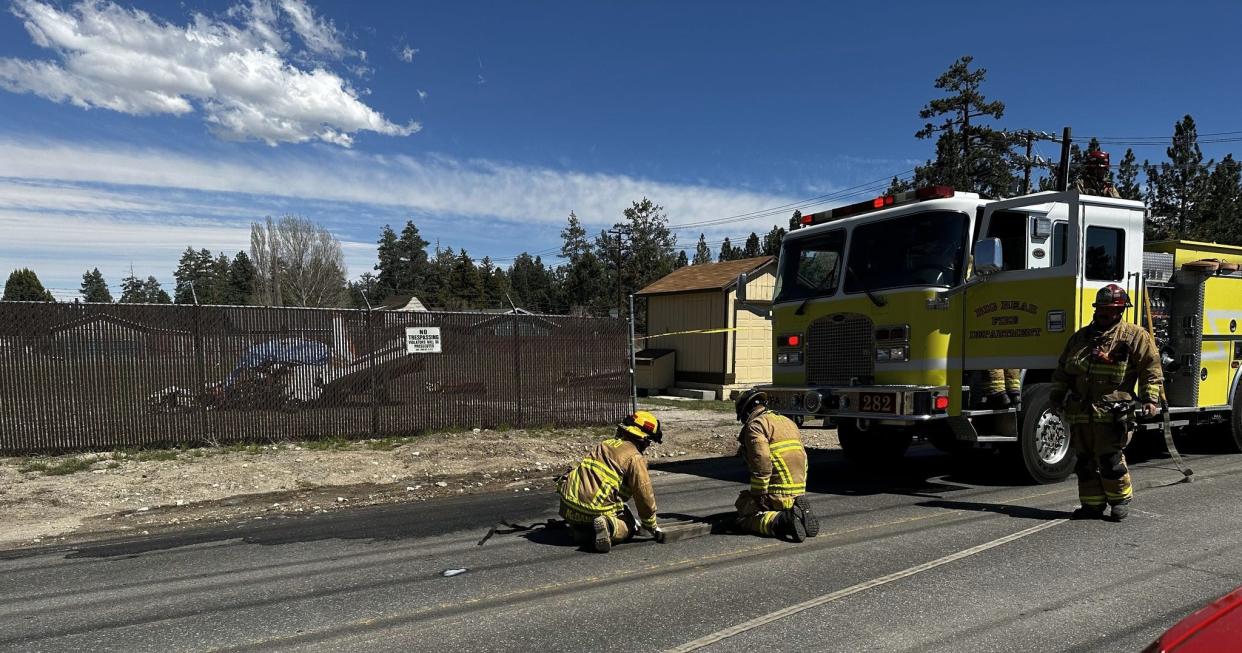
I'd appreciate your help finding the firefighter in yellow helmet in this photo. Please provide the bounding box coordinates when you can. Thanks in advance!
[556,411,663,552]
[732,389,819,541]
[1051,284,1161,521]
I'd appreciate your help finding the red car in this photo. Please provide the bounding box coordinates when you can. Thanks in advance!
[1145,586,1242,652]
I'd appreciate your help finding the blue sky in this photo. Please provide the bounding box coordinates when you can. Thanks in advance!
[1,0,1240,298]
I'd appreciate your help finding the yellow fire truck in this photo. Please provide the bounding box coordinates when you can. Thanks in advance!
[736,187,1242,482]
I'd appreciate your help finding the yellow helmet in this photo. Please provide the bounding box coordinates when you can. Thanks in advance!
[619,411,663,443]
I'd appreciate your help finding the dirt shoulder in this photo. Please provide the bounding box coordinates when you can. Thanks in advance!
[0,403,839,549]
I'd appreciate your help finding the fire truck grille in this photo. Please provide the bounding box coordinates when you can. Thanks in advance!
[806,313,874,386]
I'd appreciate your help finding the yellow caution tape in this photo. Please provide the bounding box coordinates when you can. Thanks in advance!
[639,327,755,341]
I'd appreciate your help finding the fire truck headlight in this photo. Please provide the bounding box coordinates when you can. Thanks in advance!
[890,346,908,361]
[777,353,788,364]
[876,348,890,362]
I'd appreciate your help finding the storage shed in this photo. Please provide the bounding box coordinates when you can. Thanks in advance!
[636,256,775,399]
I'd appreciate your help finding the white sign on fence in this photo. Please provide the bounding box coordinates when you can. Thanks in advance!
[405,326,442,354]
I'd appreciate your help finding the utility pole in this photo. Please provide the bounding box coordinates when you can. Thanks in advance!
[1023,132,1034,195]
[1056,126,1073,192]
[607,228,626,320]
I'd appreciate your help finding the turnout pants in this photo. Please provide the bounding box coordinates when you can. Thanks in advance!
[983,368,1021,395]
[734,491,795,537]
[1070,421,1133,507]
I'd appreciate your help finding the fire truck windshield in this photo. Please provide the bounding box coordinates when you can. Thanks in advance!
[844,210,969,293]
[773,228,845,303]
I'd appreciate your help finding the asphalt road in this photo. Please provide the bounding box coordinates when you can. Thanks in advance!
[3,437,1242,653]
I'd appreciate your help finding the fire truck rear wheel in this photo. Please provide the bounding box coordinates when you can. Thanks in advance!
[1011,383,1076,484]
[1226,381,1242,453]
[837,420,912,465]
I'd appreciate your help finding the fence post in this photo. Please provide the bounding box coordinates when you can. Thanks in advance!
[192,304,208,444]
[367,308,379,437]
[513,311,523,427]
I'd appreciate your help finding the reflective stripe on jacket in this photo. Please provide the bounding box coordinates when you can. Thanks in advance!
[739,408,807,497]
[1051,319,1162,423]
[557,436,657,527]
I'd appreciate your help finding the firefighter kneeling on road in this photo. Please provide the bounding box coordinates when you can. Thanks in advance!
[732,389,819,541]
[556,411,663,552]
[1051,284,1162,521]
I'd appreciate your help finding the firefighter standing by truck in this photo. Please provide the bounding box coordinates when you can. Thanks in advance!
[732,389,819,541]
[1051,285,1162,521]
[557,411,664,552]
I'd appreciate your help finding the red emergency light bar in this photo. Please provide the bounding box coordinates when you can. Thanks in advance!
[799,185,955,227]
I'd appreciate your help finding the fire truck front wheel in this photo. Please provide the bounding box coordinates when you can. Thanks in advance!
[837,420,912,466]
[1011,383,1076,484]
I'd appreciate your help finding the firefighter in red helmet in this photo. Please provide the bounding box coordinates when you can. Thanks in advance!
[1076,150,1121,198]
[1051,284,1162,521]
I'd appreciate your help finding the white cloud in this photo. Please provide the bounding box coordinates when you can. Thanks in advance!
[278,0,348,57]
[400,46,419,63]
[0,0,418,146]
[417,89,427,102]
[0,138,801,234]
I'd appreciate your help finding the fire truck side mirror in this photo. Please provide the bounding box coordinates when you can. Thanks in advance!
[974,238,1003,275]
[736,273,749,303]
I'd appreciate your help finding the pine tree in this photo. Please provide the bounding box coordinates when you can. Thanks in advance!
[479,257,511,308]
[119,273,144,303]
[227,251,257,305]
[693,233,713,265]
[560,212,607,313]
[173,247,217,304]
[144,277,171,304]
[718,238,737,261]
[742,233,762,258]
[1116,148,1142,200]
[427,244,457,309]
[593,198,677,319]
[1145,115,1211,239]
[886,176,913,194]
[374,224,402,296]
[1195,154,1242,244]
[448,249,484,309]
[675,250,689,269]
[913,56,1018,198]
[762,225,786,256]
[80,268,112,303]
[789,211,802,232]
[2,269,54,301]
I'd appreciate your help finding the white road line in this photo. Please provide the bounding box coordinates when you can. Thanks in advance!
[664,518,1068,652]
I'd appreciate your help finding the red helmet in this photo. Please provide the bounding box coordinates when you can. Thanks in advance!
[1092,284,1132,308]
[1086,150,1110,169]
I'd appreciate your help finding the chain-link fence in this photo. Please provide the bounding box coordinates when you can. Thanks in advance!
[0,302,630,453]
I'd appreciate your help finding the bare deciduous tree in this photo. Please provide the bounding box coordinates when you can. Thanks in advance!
[249,215,349,308]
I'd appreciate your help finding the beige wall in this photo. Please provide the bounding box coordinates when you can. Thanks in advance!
[726,269,774,384]
[646,291,725,374]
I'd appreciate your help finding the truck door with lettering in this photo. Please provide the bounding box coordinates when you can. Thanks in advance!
[963,201,1079,379]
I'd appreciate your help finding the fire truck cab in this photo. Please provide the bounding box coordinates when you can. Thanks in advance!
[737,187,1242,482]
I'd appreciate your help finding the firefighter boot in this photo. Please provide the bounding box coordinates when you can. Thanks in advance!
[793,496,820,538]
[983,392,1011,409]
[1109,500,1131,522]
[591,516,612,553]
[1071,505,1106,520]
[773,509,807,543]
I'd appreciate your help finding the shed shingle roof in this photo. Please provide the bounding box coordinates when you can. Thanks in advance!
[636,256,774,295]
